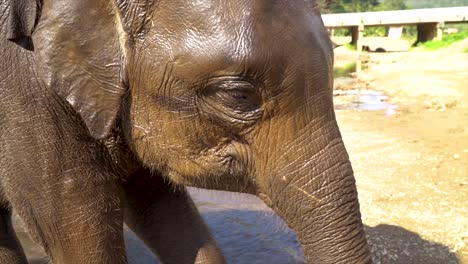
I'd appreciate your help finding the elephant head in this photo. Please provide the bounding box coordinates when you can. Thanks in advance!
[8,0,371,262]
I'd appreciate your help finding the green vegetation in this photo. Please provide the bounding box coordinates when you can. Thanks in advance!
[319,0,406,13]
[405,0,467,9]
[321,0,409,37]
[344,43,356,50]
[322,0,380,13]
[334,62,356,77]
[377,0,407,11]
[319,0,467,13]
[363,26,387,37]
[416,31,468,50]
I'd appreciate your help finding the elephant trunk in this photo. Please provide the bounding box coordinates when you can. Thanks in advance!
[258,119,372,263]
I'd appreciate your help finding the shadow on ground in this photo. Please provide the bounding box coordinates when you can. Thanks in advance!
[365,224,459,264]
[17,205,459,264]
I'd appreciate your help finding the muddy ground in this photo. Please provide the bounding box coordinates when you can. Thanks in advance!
[15,41,467,263]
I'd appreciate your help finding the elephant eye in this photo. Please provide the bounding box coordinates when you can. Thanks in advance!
[216,87,261,112]
[202,79,262,113]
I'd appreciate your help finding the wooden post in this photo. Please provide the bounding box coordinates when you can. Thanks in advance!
[351,26,358,47]
[356,23,364,74]
[356,23,364,53]
[437,21,445,40]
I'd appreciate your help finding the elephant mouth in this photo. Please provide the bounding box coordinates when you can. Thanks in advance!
[218,140,254,174]
[163,141,255,191]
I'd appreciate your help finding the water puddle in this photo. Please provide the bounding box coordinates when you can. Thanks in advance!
[334,89,398,116]
[189,189,305,264]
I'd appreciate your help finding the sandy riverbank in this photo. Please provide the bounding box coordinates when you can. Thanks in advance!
[334,39,468,263]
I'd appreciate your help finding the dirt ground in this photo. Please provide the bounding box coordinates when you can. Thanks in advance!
[334,39,468,263]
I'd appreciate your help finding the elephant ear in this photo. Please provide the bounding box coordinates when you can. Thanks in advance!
[114,0,156,37]
[7,0,43,50]
[32,0,127,139]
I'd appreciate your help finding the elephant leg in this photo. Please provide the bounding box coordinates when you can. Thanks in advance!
[0,205,28,264]
[10,179,127,264]
[122,168,225,264]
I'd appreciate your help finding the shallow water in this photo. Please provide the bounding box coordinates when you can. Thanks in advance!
[15,188,305,264]
[333,77,398,115]
[189,189,305,264]
[334,89,398,116]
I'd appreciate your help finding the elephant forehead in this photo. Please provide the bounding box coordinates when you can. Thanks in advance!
[144,1,326,80]
[148,2,257,62]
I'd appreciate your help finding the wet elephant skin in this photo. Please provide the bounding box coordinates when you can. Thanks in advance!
[0,0,371,263]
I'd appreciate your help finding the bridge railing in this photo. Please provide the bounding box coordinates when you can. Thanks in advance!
[323,7,468,73]
[322,7,468,28]
[322,6,468,52]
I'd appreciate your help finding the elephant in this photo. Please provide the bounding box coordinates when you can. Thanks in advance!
[0,0,372,263]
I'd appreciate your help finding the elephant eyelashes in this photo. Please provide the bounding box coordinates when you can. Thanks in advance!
[215,88,261,113]
[202,79,262,114]
[196,78,263,127]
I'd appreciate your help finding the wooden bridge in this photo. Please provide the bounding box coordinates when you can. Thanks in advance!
[321,6,468,49]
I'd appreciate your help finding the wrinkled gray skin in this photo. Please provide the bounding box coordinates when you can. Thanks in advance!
[0,0,372,263]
